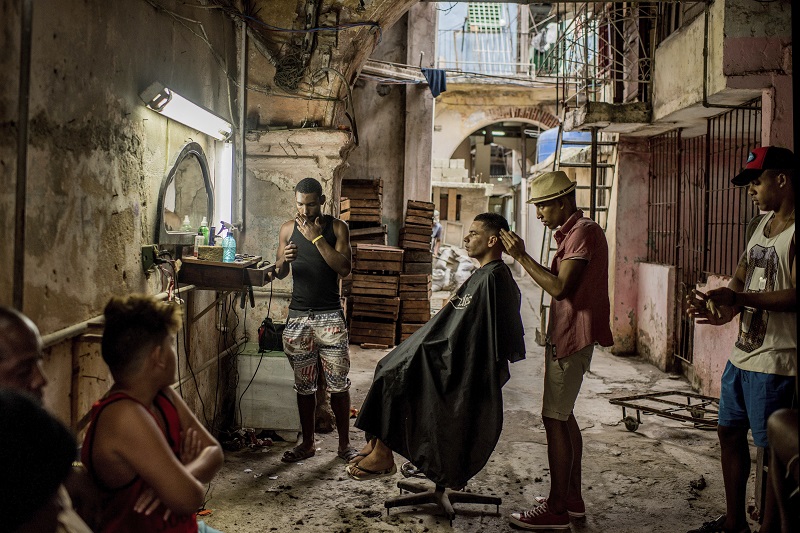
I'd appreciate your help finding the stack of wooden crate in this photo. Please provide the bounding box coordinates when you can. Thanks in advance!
[339,178,386,313]
[397,200,435,342]
[399,200,435,274]
[397,273,432,341]
[340,178,387,246]
[348,244,403,347]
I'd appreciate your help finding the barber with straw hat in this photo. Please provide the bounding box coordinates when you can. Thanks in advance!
[499,170,613,530]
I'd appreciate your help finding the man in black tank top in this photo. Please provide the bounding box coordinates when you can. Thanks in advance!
[272,177,356,464]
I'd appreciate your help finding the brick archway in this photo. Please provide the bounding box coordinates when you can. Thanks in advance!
[433,104,559,160]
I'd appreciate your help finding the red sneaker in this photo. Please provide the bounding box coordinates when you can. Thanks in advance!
[509,501,570,530]
[535,495,586,518]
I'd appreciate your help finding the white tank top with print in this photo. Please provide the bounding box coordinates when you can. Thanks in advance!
[730,212,796,376]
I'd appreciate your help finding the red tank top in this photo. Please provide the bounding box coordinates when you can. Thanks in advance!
[81,391,198,533]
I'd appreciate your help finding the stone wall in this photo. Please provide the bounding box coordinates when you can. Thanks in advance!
[2,0,238,427]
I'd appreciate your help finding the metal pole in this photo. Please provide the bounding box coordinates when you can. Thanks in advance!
[590,127,598,221]
[236,18,247,230]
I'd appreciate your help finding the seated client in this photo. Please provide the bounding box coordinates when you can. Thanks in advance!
[347,212,526,489]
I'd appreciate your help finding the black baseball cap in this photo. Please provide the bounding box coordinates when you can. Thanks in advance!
[731,146,795,186]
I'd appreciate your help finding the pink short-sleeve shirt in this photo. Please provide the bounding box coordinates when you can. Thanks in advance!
[548,210,613,359]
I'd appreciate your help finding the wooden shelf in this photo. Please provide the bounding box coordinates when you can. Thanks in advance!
[179,256,274,290]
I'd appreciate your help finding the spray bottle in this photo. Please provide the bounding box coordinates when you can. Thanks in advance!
[222,229,237,263]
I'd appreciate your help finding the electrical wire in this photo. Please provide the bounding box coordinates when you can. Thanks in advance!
[236,282,274,427]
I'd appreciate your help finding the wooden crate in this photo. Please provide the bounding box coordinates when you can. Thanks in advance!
[341,198,381,210]
[399,226,432,251]
[404,215,433,227]
[400,299,431,323]
[401,300,431,312]
[398,322,426,342]
[403,250,433,263]
[400,274,431,287]
[340,210,381,224]
[401,225,431,236]
[403,262,433,274]
[349,225,387,245]
[350,318,395,347]
[407,200,435,211]
[351,296,400,321]
[341,179,383,200]
[399,274,432,300]
[351,273,399,297]
[353,244,404,273]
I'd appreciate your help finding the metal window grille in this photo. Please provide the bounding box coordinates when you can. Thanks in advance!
[704,99,761,277]
[646,99,761,365]
[468,3,504,33]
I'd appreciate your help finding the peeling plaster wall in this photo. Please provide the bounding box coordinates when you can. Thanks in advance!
[606,139,650,354]
[688,275,739,397]
[636,263,676,371]
[2,0,238,427]
[341,13,408,245]
[241,129,351,333]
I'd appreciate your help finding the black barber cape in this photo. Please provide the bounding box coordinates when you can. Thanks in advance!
[355,259,525,488]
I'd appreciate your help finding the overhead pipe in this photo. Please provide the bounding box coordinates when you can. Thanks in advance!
[702,0,760,111]
[13,0,33,310]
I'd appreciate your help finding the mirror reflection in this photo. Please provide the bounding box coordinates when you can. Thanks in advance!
[163,153,209,233]
[155,142,214,246]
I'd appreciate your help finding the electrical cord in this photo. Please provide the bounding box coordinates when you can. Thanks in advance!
[236,282,274,427]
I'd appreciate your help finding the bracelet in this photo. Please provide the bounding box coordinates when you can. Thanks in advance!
[72,461,86,470]
[312,235,323,245]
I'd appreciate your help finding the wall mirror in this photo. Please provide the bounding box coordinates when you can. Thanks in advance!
[156,142,214,246]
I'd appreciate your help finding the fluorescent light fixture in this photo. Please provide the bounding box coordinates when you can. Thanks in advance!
[140,82,232,141]
[216,142,233,228]
[491,131,506,136]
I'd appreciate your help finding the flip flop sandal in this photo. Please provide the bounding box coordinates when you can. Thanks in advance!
[337,447,363,462]
[400,461,426,479]
[281,446,315,463]
[345,462,397,481]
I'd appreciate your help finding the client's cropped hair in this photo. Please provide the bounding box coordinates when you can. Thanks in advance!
[475,212,510,234]
[101,294,182,376]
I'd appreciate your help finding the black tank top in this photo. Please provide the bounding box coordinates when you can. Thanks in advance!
[289,215,342,311]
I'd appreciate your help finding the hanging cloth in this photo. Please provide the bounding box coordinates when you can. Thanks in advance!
[421,68,447,98]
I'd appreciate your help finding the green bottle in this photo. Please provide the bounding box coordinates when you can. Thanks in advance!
[199,216,210,245]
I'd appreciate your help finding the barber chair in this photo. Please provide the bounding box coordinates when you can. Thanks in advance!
[384,462,501,525]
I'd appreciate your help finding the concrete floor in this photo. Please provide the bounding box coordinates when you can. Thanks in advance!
[201,275,759,532]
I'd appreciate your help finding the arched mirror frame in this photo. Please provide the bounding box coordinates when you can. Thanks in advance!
[155,142,215,246]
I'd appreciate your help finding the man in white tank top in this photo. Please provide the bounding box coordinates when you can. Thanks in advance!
[687,146,796,533]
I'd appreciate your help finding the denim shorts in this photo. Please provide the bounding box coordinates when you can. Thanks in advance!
[718,361,795,447]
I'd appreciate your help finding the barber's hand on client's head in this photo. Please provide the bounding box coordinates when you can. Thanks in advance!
[498,229,525,261]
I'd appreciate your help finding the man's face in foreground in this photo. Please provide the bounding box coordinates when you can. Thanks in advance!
[0,317,47,402]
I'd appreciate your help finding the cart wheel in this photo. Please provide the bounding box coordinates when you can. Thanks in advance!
[689,407,705,420]
[623,416,639,432]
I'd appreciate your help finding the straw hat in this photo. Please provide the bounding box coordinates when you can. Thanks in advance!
[527,171,577,203]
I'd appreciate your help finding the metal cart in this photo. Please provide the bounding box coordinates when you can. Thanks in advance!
[609,391,720,432]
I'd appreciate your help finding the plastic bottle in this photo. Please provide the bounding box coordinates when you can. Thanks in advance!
[199,216,210,245]
[222,230,237,263]
[193,231,204,258]
[180,215,192,232]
